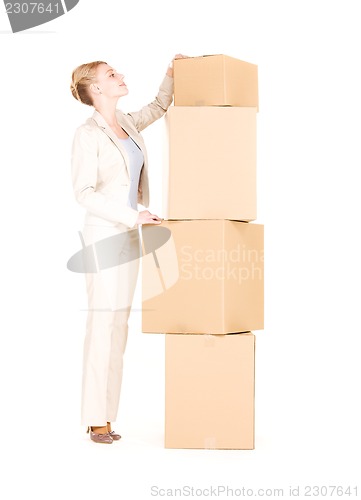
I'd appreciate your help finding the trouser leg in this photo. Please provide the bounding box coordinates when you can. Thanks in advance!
[106,305,131,422]
[80,224,140,427]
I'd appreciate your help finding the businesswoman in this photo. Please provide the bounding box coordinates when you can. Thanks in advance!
[70,56,182,443]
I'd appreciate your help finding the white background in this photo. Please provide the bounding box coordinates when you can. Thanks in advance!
[1,1,360,499]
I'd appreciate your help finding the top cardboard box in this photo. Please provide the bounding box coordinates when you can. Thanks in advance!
[174,54,258,109]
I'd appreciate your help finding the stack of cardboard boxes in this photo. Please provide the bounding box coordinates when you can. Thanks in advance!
[142,55,264,449]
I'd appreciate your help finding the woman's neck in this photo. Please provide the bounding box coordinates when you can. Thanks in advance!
[94,103,128,138]
[94,104,118,128]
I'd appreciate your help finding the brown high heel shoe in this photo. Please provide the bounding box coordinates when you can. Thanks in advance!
[108,430,121,441]
[107,422,121,441]
[87,426,113,444]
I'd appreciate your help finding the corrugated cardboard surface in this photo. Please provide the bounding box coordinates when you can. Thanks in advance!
[174,54,258,109]
[163,106,257,221]
[165,332,255,449]
[142,220,264,334]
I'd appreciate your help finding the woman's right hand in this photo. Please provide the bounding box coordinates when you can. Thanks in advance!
[166,54,189,77]
[136,210,162,225]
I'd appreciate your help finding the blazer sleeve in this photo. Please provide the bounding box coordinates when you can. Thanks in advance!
[71,125,139,228]
[126,74,174,132]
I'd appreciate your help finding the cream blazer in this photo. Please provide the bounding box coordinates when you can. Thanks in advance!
[71,74,174,229]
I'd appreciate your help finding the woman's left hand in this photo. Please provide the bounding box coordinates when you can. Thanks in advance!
[166,54,189,77]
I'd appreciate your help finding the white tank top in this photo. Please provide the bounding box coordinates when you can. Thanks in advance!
[118,136,144,210]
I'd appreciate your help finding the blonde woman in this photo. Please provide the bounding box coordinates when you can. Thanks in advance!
[70,56,184,444]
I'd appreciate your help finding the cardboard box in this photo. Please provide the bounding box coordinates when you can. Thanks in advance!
[141,224,180,302]
[163,106,257,221]
[174,54,258,109]
[142,220,264,334]
[165,332,255,449]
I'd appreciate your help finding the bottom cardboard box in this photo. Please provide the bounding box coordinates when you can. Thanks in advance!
[165,332,255,449]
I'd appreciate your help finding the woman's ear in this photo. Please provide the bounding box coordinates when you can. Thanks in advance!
[89,83,102,95]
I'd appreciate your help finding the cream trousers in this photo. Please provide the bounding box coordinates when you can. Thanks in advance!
[80,223,140,426]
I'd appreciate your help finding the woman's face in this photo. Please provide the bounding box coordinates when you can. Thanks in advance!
[94,63,129,99]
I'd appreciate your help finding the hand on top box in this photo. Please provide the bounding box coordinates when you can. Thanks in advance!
[166,54,189,78]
